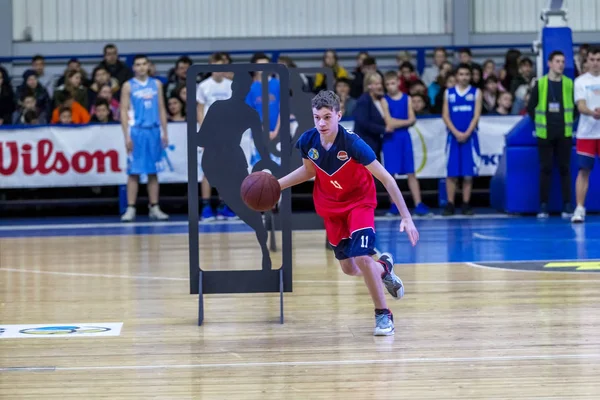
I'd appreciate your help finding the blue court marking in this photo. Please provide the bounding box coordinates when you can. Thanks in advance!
[2,214,599,265]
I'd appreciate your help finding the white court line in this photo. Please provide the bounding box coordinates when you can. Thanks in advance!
[473,232,593,243]
[6,353,600,373]
[295,279,600,284]
[0,220,243,231]
[0,268,187,281]
[0,213,516,232]
[2,267,599,284]
[466,262,600,275]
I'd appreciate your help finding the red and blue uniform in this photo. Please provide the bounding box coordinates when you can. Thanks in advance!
[296,125,378,260]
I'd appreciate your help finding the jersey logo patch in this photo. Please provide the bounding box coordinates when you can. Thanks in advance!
[308,148,319,160]
[466,93,474,101]
[337,151,348,161]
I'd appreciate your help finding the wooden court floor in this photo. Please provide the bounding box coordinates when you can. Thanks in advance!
[1,229,600,399]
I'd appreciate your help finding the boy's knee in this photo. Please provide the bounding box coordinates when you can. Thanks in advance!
[339,259,360,276]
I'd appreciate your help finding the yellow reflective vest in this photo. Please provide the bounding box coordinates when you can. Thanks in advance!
[534,75,574,139]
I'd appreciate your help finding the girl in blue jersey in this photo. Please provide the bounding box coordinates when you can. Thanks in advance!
[381,71,430,217]
[441,63,483,216]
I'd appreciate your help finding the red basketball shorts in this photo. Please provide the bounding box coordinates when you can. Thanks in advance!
[323,205,376,260]
[576,138,600,170]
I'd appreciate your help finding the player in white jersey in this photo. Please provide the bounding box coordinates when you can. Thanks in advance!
[196,53,236,221]
[572,47,600,223]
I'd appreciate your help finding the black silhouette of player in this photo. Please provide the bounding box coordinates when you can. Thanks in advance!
[198,71,279,271]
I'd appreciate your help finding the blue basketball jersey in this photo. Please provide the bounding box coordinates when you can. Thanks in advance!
[245,78,280,131]
[447,85,479,132]
[384,94,409,135]
[129,77,160,128]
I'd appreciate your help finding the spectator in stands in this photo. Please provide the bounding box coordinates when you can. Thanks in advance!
[482,75,500,114]
[411,93,430,116]
[278,56,312,91]
[16,70,51,118]
[88,66,120,108]
[421,47,447,87]
[51,91,90,124]
[471,64,483,89]
[57,106,73,125]
[398,62,419,94]
[526,50,575,219]
[334,78,356,118]
[54,70,89,110]
[22,109,41,125]
[350,55,379,99]
[432,73,456,114]
[427,61,452,107]
[12,93,47,125]
[408,80,427,97]
[574,44,589,76]
[55,58,90,89]
[174,84,187,110]
[509,57,534,114]
[167,96,185,122]
[90,98,115,124]
[457,48,481,70]
[482,59,497,79]
[98,44,133,85]
[314,50,349,92]
[166,56,192,98]
[31,55,55,96]
[351,51,370,86]
[90,84,120,121]
[221,52,234,81]
[148,61,168,85]
[0,69,15,126]
[509,57,533,95]
[489,91,513,115]
[500,49,521,92]
[352,72,387,159]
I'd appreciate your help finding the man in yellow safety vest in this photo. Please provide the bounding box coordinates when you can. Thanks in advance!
[527,50,576,219]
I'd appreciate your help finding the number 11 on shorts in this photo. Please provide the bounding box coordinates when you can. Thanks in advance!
[360,235,369,248]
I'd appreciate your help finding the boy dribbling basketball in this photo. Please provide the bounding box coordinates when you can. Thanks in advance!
[278,91,419,336]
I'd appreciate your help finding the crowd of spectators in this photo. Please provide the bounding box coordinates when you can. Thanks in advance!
[0,43,591,128]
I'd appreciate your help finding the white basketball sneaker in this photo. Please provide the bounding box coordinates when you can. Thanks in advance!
[571,206,585,223]
[149,205,169,221]
[121,206,136,222]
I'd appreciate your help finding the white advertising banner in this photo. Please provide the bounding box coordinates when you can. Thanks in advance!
[0,123,198,189]
[342,115,522,178]
[0,117,522,189]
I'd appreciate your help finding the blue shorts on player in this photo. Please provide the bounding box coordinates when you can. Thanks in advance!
[383,131,414,175]
[325,205,377,261]
[127,126,163,175]
[446,131,481,177]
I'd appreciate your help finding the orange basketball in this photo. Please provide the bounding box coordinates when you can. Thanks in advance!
[241,171,281,212]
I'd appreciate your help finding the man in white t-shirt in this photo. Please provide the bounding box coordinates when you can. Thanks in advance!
[196,52,234,221]
[572,47,600,223]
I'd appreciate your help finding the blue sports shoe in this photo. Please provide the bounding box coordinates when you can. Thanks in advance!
[414,202,431,216]
[386,203,399,216]
[201,205,216,222]
[217,204,239,221]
